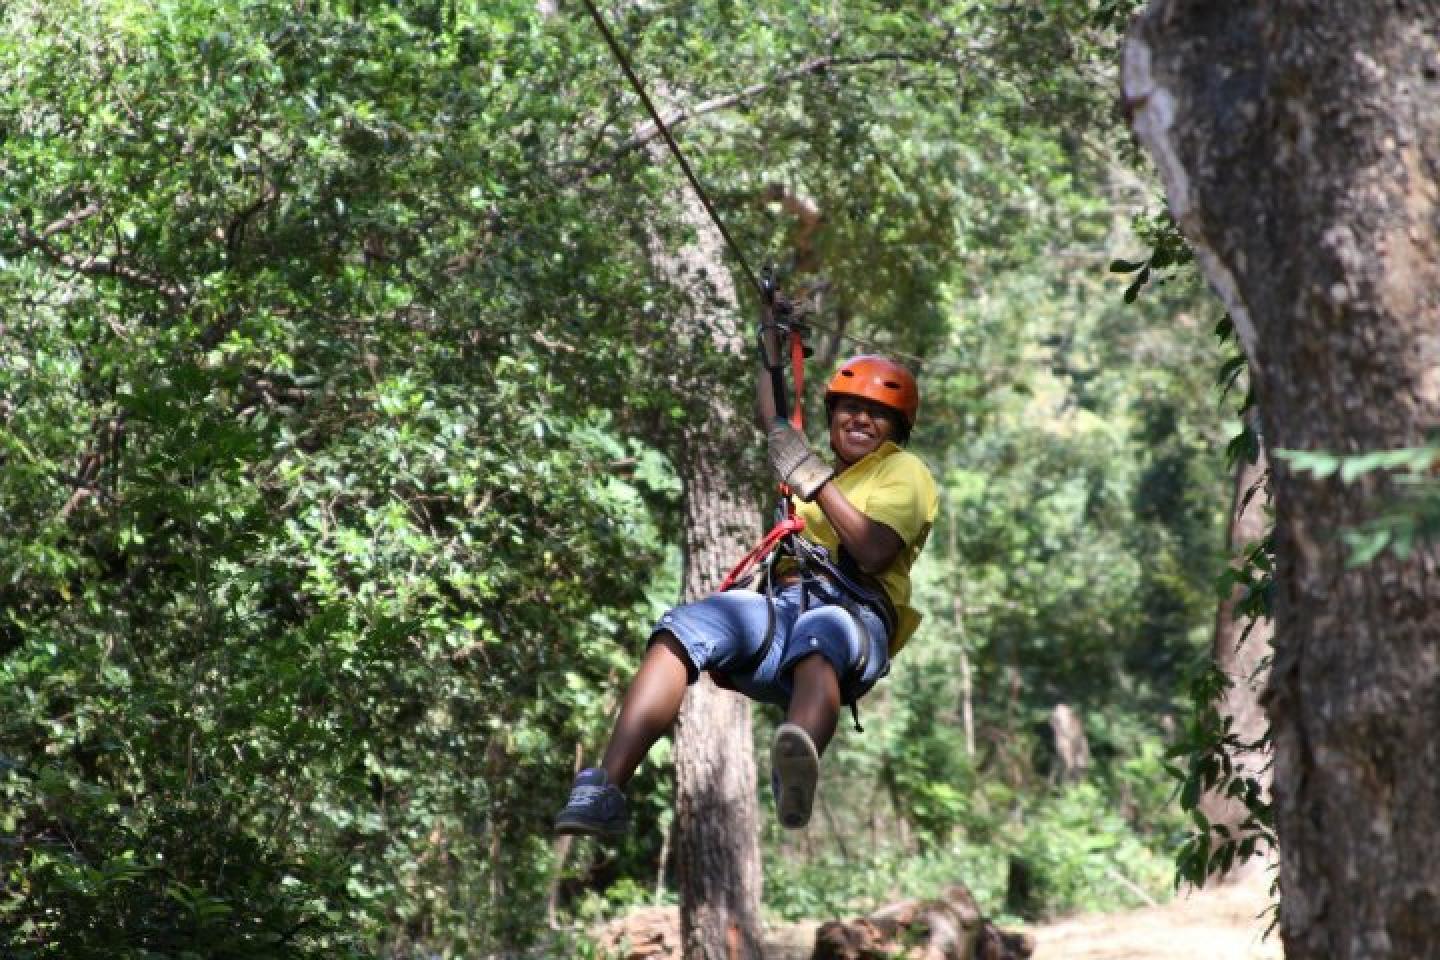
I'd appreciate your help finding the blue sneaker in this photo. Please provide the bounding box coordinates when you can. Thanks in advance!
[771,723,819,829]
[554,768,629,838]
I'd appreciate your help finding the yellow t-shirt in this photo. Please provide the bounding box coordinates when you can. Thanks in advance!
[794,442,938,654]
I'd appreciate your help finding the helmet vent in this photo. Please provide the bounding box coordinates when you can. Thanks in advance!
[883,380,901,389]
[840,369,856,378]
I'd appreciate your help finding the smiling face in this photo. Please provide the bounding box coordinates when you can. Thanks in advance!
[828,394,900,466]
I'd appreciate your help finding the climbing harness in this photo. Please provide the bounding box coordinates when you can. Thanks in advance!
[725,530,896,733]
[580,0,896,727]
[717,279,894,731]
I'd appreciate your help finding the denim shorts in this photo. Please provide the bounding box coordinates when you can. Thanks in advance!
[651,583,891,707]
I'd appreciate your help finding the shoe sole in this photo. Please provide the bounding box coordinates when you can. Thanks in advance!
[772,723,819,829]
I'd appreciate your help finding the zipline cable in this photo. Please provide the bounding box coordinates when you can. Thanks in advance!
[579,0,972,382]
[579,0,767,303]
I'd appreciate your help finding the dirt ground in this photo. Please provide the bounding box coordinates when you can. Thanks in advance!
[595,870,1283,960]
[1028,870,1282,960]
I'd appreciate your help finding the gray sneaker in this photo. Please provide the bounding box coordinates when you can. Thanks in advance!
[554,768,629,838]
[771,723,819,829]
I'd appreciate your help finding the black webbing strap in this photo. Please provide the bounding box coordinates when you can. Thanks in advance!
[723,535,894,732]
[729,549,780,678]
[790,539,896,731]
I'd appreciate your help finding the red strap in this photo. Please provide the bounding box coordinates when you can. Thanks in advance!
[718,514,806,592]
[718,317,808,592]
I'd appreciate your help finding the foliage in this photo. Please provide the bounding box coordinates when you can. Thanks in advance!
[3,762,366,960]
[920,253,1226,721]
[1003,782,1174,921]
[2,0,1242,950]
[1167,658,1275,890]
[1109,207,1196,304]
[762,841,1007,925]
[759,764,1176,926]
[1117,209,1280,897]
[1279,444,1440,565]
[1,0,676,953]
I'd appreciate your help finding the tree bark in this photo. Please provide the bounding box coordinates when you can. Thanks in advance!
[1198,443,1273,880]
[1124,5,1440,958]
[649,170,765,959]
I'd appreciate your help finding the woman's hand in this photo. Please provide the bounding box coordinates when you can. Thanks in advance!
[767,419,833,501]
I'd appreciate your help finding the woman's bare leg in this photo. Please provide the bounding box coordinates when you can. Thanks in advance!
[786,653,841,755]
[600,632,692,787]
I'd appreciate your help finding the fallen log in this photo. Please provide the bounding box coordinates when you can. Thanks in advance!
[592,906,679,960]
[591,884,1033,960]
[813,885,1034,960]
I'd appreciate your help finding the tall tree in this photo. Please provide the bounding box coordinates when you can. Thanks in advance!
[646,153,765,960]
[1125,4,1440,957]
[1199,440,1273,879]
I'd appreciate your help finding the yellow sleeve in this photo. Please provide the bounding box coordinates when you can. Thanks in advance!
[862,452,938,547]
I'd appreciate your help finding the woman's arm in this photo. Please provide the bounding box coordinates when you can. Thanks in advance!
[812,482,905,574]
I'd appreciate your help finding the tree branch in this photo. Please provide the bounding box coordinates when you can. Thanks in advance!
[224,181,280,255]
[39,203,101,239]
[451,44,965,277]
[759,184,823,274]
[576,49,960,180]
[15,207,189,304]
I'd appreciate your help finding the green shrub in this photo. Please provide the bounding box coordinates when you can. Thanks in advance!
[1,766,368,960]
[1002,782,1172,921]
[762,843,1008,925]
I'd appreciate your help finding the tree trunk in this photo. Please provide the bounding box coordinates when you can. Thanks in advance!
[552,9,762,942]
[1124,5,1440,958]
[649,171,765,959]
[1047,704,1090,784]
[1198,443,1273,880]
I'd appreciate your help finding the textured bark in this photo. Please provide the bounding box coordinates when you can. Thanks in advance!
[1198,445,1273,879]
[1124,4,1440,958]
[1047,704,1091,783]
[649,164,765,959]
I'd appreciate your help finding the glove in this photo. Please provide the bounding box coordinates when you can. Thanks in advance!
[767,419,833,501]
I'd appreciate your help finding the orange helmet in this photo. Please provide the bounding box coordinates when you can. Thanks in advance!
[825,355,920,429]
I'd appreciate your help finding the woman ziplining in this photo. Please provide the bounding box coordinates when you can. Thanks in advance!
[554,316,939,836]
[556,0,938,838]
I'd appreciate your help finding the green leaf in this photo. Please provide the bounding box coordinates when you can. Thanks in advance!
[1275,449,1342,478]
